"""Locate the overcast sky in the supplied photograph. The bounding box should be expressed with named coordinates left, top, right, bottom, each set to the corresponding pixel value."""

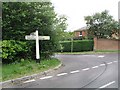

left=51, top=0, right=120, bottom=32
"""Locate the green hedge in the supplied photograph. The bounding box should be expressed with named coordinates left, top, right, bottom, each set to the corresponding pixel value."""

left=60, top=40, right=94, bottom=52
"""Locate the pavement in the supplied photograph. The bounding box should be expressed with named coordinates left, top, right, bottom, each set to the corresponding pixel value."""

left=1, top=53, right=119, bottom=89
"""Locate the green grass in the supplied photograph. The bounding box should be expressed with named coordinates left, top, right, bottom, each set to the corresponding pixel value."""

left=0, top=40, right=2, bottom=58
left=95, top=50, right=120, bottom=52
left=0, top=63, right=2, bottom=82
left=2, top=58, right=61, bottom=81
left=56, top=50, right=120, bottom=55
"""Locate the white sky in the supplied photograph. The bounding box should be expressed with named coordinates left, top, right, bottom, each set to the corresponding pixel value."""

left=51, top=0, right=120, bottom=32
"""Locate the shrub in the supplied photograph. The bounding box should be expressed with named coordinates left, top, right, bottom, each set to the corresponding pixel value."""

left=2, top=40, right=28, bottom=64
left=60, top=40, right=94, bottom=52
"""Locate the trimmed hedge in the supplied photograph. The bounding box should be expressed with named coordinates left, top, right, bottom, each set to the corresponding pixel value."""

left=60, top=40, right=94, bottom=52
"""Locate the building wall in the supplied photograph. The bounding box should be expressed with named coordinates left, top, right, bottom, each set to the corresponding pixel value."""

left=74, top=31, right=80, bottom=37
left=94, top=37, right=120, bottom=50
left=82, top=31, right=87, bottom=37
left=74, top=30, right=87, bottom=37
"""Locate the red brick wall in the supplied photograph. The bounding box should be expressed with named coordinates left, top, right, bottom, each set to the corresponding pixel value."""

left=94, top=37, right=120, bottom=50
left=82, top=31, right=87, bottom=37
left=74, top=31, right=87, bottom=37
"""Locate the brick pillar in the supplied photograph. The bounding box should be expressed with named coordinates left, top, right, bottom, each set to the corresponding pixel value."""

left=94, top=37, right=97, bottom=51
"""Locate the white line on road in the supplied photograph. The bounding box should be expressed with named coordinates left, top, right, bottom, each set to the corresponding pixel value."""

left=98, top=55, right=105, bottom=58
left=113, top=61, right=118, bottom=63
left=82, top=55, right=96, bottom=57
left=70, top=70, right=80, bottom=74
left=99, top=81, right=115, bottom=88
left=23, top=79, right=35, bottom=83
left=92, top=66, right=99, bottom=69
left=99, top=64, right=105, bottom=66
left=57, top=73, right=68, bottom=76
left=40, top=76, right=53, bottom=80
left=107, top=62, right=113, bottom=65
left=82, top=68, right=90, bottom=71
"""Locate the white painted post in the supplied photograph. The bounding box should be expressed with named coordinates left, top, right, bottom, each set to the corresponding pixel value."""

left=36, top=30, right=40, bottom=59
left=25, top=31, right=50, bottom=63
left=118, top=1, right=120, bottom=23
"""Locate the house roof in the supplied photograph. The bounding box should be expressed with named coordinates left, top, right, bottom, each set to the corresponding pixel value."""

left=74, top=26, right=89, bottom=32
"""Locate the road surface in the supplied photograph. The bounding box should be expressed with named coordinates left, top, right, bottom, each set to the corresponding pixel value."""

left=6, top=53, right=119, bottom=89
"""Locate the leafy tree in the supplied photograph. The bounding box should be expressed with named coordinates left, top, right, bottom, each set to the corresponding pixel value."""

left=54, top=15, right=68, bottom=41
left=2, top=2, right=57, bottom=40
left=53, top=15, right=74, bottom=41
left=62, top=31, right=74, bottom=40
left=2, top=2, right=67, bottom=63
left=84, top=10, right=120, bottom=38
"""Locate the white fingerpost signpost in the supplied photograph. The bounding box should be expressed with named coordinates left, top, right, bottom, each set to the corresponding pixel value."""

left=25, top=30, right=50, bottom=63
left=118, top=1, right=120, bottom=23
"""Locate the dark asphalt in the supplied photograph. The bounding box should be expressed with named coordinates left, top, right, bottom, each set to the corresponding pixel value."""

left=6, top=53, right=119, bottom=89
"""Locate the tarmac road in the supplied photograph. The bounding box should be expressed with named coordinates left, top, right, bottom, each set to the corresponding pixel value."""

left=7, top=53, right=119, bottom=89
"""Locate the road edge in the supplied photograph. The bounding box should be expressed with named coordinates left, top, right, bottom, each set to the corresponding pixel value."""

left=1, top=61, right=62, bottom=88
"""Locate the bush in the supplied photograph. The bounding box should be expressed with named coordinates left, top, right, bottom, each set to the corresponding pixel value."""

left=2, top=40, right=28, bottom=64
left=60, top=40, right=94, bottom=52
left=41, top=51, right=53, bottom=59
left=2, top=40, right=55, bottom=64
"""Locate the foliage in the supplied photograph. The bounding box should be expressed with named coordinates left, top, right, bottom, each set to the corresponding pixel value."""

left=0, top=41, right=2, bottom=57
left=63, top=31, right=74, bottom=40
left=2, top=2, right=68, bottom=63
left=2, top=2, right=55, bottom=40
left=54, top=15, right=69, bottom=41
left=2, top=40, right=28, bottom=64
left=84, top=10, right=120, bottom=38
left=59, top=40, right=94, bottom=52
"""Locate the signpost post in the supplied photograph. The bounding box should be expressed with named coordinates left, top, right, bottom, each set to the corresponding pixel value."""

left=118, top=1, right=120, bottom=23
left=25, top=30, right=50, bottom=63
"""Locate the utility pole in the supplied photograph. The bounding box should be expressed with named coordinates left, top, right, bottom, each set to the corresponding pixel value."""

left=71, top=38, right=73, bottom=52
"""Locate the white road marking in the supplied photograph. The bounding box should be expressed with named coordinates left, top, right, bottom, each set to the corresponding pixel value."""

left=57, top=73, right=68, bottom=76
left=70, top=70, right=80, bottom=74
left=92, top=66, right=99, bottom=69
left=82, top=68, right=90, bottom=71
left=113, top=61, right=118, bottom=63
left=107, top=62, right=113, bottom=65
left=99, top=81, right=115, bottom=88
left=82, top=55, right=96, bottom=57
left=40, top=76, right=53, bottom=80
left=23, top=79, right=35, bottom=83
left=98, top=55, right=105, bottom=58
left=99, top=64, right=105, bottom=66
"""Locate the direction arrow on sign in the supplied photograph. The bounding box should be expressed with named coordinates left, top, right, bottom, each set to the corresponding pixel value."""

left=25, top=35, right=50, bottom=40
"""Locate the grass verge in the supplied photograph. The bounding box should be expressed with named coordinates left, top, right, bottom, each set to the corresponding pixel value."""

left=2, top=58, right=61, bottom=82
left=56, top=50, right=120, bottom=55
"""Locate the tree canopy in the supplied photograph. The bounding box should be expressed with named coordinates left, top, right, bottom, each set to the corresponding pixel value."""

left=2, top=2, right=56, bottom=40
left=2, top=2, right=68, bottom=63
left=84, top=10, right=120, bottom=39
